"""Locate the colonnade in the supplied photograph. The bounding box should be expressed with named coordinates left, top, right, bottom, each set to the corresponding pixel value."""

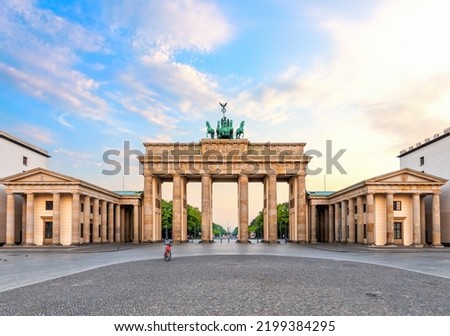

left=143, top=172, right=307, bottom=244
left=310, top=192, right=442, bottom=247
left=4, top=191, right=140, bottom=246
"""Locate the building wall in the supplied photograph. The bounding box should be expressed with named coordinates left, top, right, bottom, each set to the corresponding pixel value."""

left=0, top=137, right=49, bottom=178
left=34, top=194, right=51, bottom=246
left=400, top=132, right=450, bottom=243
left=393, top=194, right=413, bottom=246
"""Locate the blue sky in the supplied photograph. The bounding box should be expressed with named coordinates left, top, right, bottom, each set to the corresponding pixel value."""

left=1, top=0, right=450, bottom=225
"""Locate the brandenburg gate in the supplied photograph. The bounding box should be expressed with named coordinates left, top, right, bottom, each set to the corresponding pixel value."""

left=139, top=104, right=311, bottom=243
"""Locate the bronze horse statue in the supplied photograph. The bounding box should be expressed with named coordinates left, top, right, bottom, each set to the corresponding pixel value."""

left=235, top=121, right=245, bottom=139
left=206, top=121, right=215, bottom=139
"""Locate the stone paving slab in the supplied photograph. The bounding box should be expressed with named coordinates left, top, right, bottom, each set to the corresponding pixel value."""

left=0, top=255, right=449, bottom=316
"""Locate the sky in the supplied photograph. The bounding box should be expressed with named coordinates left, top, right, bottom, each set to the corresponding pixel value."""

left=1, top=0, right=450, bottom=227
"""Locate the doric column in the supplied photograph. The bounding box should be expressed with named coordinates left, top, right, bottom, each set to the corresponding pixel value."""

left=83, top=195, right=91, bottom=244
left=201, top=174, right=212, bottom=243
left=100, top=200, right=107, bottom=243
left=238, top=174, right=249, bottom=243
left=120, top=207, right=126, bottom=242
left=133, top=204, right=139, bottom=243
left=172, top=175, right=180, bottom=242
left=356, top=196, right=364, bottom=243
left=432, top=193, right=442, bottom=247
left=5, top=193, right=15, bottom=246
left=296, top=173, right=307, bottom=243
left=108, top=202, right=114, bottom=243
left=115, top=204, right=121, bottom=242
left=412, top=193, right=422, bottom=247
left=334, top=203, right=340, bottom=242
left=71, top=193, right=80, bottom=245
left=328, top=204, right=335, bottom=243
left=92, top=198, right=100, bottom=243
left=420, top=197, right=426, bottom=245
left=348, top=198, right=355, bottom=243
left=310, top=204, right=317, bottom=243
left=385, top=193, right=394, bottom=245
left=25, top=193, right=35, bottom=246
left=143, top=174, right=154, bottom=242
left=264, top=174, right=277, bottom=243
left=366, top=193, right=375, bottom=245
left=52, top=193, right=61, bottom=245
left=172, top=174, right=183, bottom=243
left=324, top=206, right=329, bottom=243
left=341, top=200, right=347, bottom=243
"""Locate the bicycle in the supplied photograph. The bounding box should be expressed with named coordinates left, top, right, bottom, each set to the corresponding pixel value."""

left=163, top=243, right=172, bottom=261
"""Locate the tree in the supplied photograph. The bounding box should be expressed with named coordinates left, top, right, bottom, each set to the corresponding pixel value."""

left=187, top=204, right=201, bottom=238
left=277, top=202, right=289, bottom=238
left=249, top=210, right=263, bottom=238
left=161, top=200, right=173, bottom=239
left=248, top=202, right=290, bottom=238
left=213, top=223, right=227, bottom=236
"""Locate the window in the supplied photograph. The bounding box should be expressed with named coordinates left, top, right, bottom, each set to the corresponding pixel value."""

left=44, top=221, right=53, bottom=239
left=81, top=203, right=84, bottom=212
left=420, top=156, right=425, bottom=166
left=45, top=201, right=53, bottom=210
left=394, top=222, right=402, bottom=239
left=23, top=156, right=28, bottom=166
left=393, top=201, right=402, bottom=211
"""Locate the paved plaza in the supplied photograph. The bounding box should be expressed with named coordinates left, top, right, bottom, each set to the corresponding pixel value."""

left=0, top=242, right=449, bottom=315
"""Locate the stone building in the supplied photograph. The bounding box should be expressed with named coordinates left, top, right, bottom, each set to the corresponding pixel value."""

left=309, top=169, right=447, bottom=247
left=399, top=128, right=450, bottom=244
left=0, top=130, right=448, bottom=247
left=0, top=130, right=50, bottom=244
left=0, top=168, right=141, bottom=246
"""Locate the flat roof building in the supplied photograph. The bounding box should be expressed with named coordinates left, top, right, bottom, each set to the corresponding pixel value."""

left=399, top=128, right=450, bottom=244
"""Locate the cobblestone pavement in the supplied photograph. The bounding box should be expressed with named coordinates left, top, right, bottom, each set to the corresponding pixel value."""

left=0, top=243, right=449, bottom=315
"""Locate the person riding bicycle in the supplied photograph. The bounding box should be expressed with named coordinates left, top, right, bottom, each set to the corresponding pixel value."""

left=164, top=243, right=172, bottom=255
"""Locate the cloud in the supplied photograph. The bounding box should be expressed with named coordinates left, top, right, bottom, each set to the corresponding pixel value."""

left=15, top=124, right=54, bottom=145
left=105, top=0, right=234, bottom=119
left=231, top=0, right=450, bottom=145
left=0, top=0, right=108, bottom=120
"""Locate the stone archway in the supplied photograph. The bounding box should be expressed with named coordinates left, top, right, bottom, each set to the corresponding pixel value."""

left=139, top=139, right=311, bottom=244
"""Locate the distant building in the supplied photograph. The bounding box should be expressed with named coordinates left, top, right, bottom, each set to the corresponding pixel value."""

left=0, top=130, right=50, bottom=178
left=399, top=127, right=450, bottom=245
left=0, top=131, right=50, bottom=244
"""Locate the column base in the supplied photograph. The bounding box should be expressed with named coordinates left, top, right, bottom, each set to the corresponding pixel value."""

left=3, top=243, right=16, bottom=247
left=432, top=244, right=444, bottom=248
left=413, top=243, right=424, bottom=248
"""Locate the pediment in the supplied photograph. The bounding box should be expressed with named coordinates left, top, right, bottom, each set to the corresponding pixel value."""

left=1, top=168, right=79, bottom=184
left=367, top=168, right=447, bottom=185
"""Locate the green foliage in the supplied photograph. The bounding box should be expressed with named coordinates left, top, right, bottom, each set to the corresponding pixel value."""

left=161, top=199, right=172, bottom=230
left=213, top=223, right=227, bottom=236
left=248, top=202, right=290, bottom=237
left=187, top=204, right=201, bottom=237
